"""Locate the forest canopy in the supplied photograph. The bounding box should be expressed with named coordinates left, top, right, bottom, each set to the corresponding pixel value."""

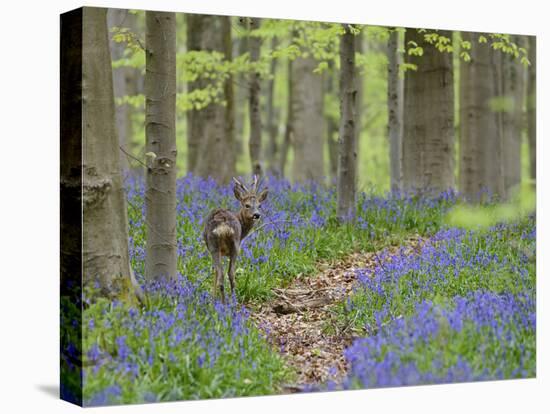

left=107, top=10, right=534, bottom=194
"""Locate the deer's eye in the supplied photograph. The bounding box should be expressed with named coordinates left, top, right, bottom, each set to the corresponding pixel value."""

left=245, top=203, right=251, bottom=209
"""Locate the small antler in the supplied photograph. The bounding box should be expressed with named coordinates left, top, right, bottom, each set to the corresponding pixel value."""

left=251, top=175, right=259, bottom=193
left=251, top=175, right=265, bottom=194
left=232, top=177, right=249, bottom=193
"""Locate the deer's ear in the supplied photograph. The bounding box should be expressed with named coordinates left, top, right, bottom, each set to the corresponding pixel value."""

left=258, top=189, right=268, bottom=203
left=233, top=183, right=245, bottom=201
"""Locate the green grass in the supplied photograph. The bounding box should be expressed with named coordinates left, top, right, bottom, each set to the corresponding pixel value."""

left=345, top=216, right=535, bottom=332
left=82, top=285, right=292, bottom=405
left=77, top=176, right=534, bottom=404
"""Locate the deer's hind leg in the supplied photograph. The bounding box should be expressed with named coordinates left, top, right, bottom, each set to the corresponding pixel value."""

left=211, top=247, right=225, bottom=303
left=228, top=241, right=240, bottom=299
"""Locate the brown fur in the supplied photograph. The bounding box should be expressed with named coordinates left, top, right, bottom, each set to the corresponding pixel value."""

left=203, top=177, right=268, bottom=302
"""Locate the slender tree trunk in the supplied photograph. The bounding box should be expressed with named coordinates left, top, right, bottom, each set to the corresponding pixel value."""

left=291, top=56, right=325, bottom=183
left=248, top=17, right=263, bottom=176
left=527, top=36, right=536, bottom=182
left=265, top=37, right=280, bottom=176
left=106, top=9, right=139, bottom=173
left=279, top=58, right=293, bottom=177
left=123, top=65, right=139, bottom=173
left=186, top=14, right=206, bottom=174
left=187, top=15, right=234, bottom=182
left=107, top=8, right=130, bottom=172
left=123, top=12, right=141, bottom=171
left=222, top=16, right=236, bottom=180
left=403, top=29, right=455, bottom=193
left=326, top=62, right=339, bottom=181
left=387, top=28, right=403, bottom=191
left=501, top=35, right=527, bottom=197
left=493, top=48, right=506, bottom=197
left=337, top=25, right=357, bottom=221
left=489, top=46, right=506, bottom=199
left=459, top=31, right=504, bottom=200
left=234, top=18, right=249, bottom=158
left=78, top=7, right=141, bottom=297
left=145, top=11, right=177, bottom=281
left=355, top=33, right=363, bottom=170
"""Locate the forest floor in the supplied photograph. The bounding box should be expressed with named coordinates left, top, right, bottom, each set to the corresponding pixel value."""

left=248, top=235, right=425, bottom=391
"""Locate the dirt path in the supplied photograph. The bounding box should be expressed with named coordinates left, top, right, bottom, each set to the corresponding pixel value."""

left=249, top=235, right=424, bottom=390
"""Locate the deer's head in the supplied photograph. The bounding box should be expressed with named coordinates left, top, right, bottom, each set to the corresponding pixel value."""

left=233, top=176, right=268, bottom=222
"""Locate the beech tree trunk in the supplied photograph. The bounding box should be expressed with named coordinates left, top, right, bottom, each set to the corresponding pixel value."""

left=222, top=17, right=236, bottom=180
left=186, top=15, right=234, bottom=182
left=326, top=62, right=339, bottom=181
left=527, top=36, right=536, bottom=182
left=387, top=28, right=403, bottom=191
left=234, top=18, right=249, bottom=158
left=107, top=9, right=129, bottom=172
left=291, top=56, right=325, bottom=183
left=107, top=8, right=140, bottom=173
left=279, top=59, right=293, bottom=177
left=459, top=31, right=504, bottom=200
left=145, top=11, right=177, bottom=281
left=337, top=25, right=357, bottom=221
left=79, top=7, right=140, bottom=297
left=186, top=14, right=206, bottom=174
left=403, top=29, right=455, bottom=193
left=248, top=17, right=263, bottom=176
left=355, top=33, right=363, bottom=170
left=501, top=35, right=527, bottom=198
left=265, top=37, right=280, bottom=176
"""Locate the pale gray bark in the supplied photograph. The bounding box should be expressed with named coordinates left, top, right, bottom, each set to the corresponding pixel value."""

left=248, top=17, right=263, bottom=176
left=185, top=14, right=206, bottom=173
left=403, top=29, right=455, bottom=193
left=187, top=15, right=235, bottom=182
left=279, top=59, right=293, bottom=178
left=222, top=16, right=236, bottom=181
left=501, top=35, right=527, bottom=197
left=106, top=8, right=140, bottom=173
left=337, top=25, right=357, bottom=221
left=80, top=7, right=141, bottom=298
left=264, top=37, right=280, bottom=176
left=387, top=28, right=403, bottom=191
left=459, top=31, right=504, bottom=200
left=145, top=11, right=177, bottom=281
left=493, top=48, right=505, bottom=190
left=355, top=33, right=363, bottom=170
left=107, top=9, right=129, bottom=172
left=233, top=18, right=249, bottom=158
left=291, top=56, right=325, bottom=183
left=527, top=36, right=536, bottom=182
left=326, top=62, right=339, bottom=181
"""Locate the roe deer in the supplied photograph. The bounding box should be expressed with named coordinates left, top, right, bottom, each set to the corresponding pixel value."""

left=203, top=176, right=268, bottom=302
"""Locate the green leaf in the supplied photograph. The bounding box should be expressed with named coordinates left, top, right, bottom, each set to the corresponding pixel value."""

left=460, top=51, right=471, bottom=62
left=399, top=62, right=418, bottom=72
left=313, top=61, right=329, bottom=74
